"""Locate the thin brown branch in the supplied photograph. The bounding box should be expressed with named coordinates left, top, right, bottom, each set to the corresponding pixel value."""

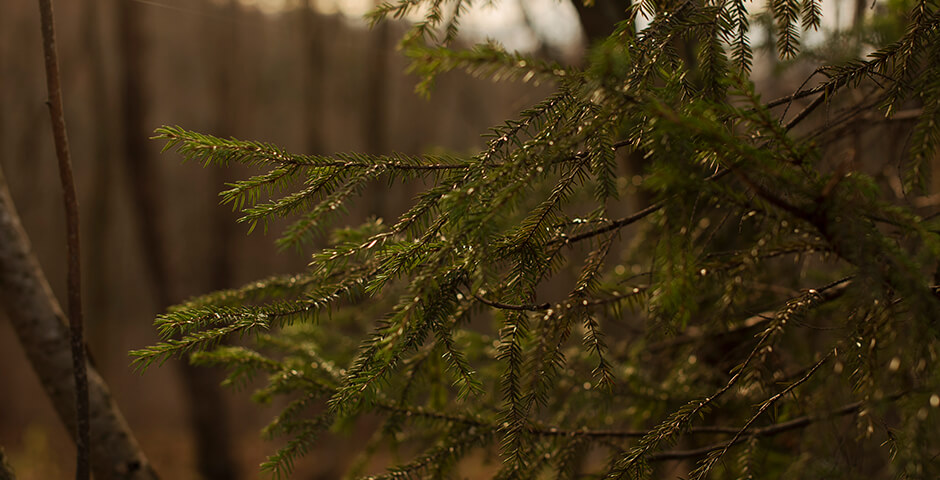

left=474, top=293, right=550, bottom=311
left=36, top=1, right=89, bottom=478
left=648, top=397, right=870, bottom=461
left=784, top=91, right=827, bottom=131
left=554, top=201, right=663, bottom=245
left=375, top=400, right=489, bottom=427
left=714, top=147, right=811, bottom=220
left=552, top=169, right=730, bottom=246
left=648, top=277, right=851, bottom=354
left=582, top=286, right=648, bottom=307
left=763, top=83, right=830, bottom=110
left=371, top=381, right=888, bottom=449
left=528, top=397, right=864, bottom=442
left=690, top=351, right=833, bottom=477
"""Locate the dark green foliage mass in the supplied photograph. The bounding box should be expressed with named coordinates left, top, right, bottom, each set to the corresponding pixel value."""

left=133, top=1, right=940, bottom=478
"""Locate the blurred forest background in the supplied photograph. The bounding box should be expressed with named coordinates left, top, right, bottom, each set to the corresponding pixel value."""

left=0, top=0, right=911, bottom=478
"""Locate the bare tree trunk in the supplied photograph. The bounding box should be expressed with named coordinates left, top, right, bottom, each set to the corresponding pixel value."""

left=82, top=0, right=116, bottom=365
left=116, top=2, right=237, bottom=478
left=363, top=19, right=391, bottom=217
left=571, top=0, right=631, bottom=45
left=117, top=0, right=169, bottom=301
left=199, top=2, right=241, bottom=477
left=208, top=0, right=240, bottom=292
left=363, top=21, right=390, bottom=156
left=0, top=166, right=158, bottom=480
left=302, top=0, right=326, bottom=154
left=854, top=0, right=867, bottom=28
left=571, top=0, right=641, bottom=206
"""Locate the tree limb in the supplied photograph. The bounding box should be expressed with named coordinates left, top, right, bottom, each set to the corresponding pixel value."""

left=0, top=166, right=159, bottom=480
left=647, top=395, right=891, bottom=462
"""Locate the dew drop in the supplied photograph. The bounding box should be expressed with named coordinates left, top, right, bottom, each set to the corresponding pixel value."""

left=889, top=357, right=900, bottom=371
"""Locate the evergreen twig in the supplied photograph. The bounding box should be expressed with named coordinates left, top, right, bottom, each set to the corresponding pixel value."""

left=137, top=2, right=940, bottom=477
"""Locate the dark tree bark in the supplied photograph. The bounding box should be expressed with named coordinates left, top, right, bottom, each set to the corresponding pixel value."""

left=116, top=2, right=237, bottom=478
left=208, top=0, right=240, bottom=293
left=363, top=21, right=390, bottom=156
left=854, top=0, right=867, bottom=27
left=301, top=0, right=326, bottom=155
left=117, top=0, right=170, bottom=300
left=571, top=0, right=631, bottom=45
left=0, top=166, right=158, bottom=480
left=199, top=2, right=241, bottom=477
left=571, top=0, right=643, bottom=206
left=363, top=18, right=391, bottom=218
left=82, top=0, right=117, bottom=365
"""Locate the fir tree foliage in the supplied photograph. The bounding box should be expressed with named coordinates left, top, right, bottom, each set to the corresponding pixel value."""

left=134, top=0, right=940, bottom=478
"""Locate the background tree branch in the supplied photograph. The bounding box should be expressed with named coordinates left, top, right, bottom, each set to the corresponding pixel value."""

left=0, top=165, right=159, bottom=480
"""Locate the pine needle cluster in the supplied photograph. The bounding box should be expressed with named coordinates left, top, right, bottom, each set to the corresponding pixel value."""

left=133, top=1, right=940, bottom=478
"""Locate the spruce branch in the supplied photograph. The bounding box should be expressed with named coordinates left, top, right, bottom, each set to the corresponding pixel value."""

left=155, top=126, right=472, bottom=172
left=135, top=1, right=940, bottom=476
left=689, top=350, right=833, bottom=478
left=606, top=284, right=839, bottom=478
left=648, top=396, right=899, bottom=462
left=405, top=40, right=572, bottom=95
